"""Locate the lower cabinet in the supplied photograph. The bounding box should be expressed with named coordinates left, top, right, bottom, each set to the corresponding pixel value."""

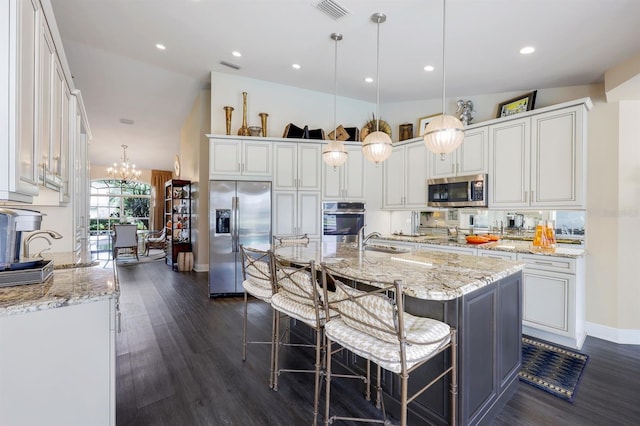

left=273, top=191, right=321, bottom=239
left=518, top=253, right=585, bottom=349
left=0, top=297, right=117, bottom=426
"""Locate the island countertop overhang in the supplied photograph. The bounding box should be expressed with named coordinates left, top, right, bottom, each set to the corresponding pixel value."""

left=272, top=242, right=524, bottom=301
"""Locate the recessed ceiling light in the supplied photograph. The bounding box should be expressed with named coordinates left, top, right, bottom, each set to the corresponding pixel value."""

left=424, top=65, right=434, bottom=72
left=155, top=44, right=166, bottom=50
left=519, top=46, right=535, bottom=55
left=292, top=63, right=301, bottom=70
left=232, top=51, right=242, bottom=57
left=364, top=77, right=374, bottom=83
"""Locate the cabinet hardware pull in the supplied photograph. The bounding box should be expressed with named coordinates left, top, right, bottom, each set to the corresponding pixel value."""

left=533, top=261, right=553, bottom=266
left=531, top=190, right=534, bottom=203
left=524, top=191, right=527, bottom=202
left=117, top=311, right=122, bottom=333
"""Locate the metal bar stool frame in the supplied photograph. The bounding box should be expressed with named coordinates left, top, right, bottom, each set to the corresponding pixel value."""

left=320, top=263, right=458, bottom=426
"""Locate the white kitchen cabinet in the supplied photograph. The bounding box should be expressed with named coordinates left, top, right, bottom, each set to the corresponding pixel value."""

left=273, top=142, right=321, bottom=191
left=1, top=0, right=41, bottom=202
left=489, top=101, right=589, bottom=209
left=72, top=91, right=91, bottom=258
left=322, top=144, right=365, bottom=200
left=38, top=17, right=54, bottom=183
left=428, top=126, right=488, bottom=178
left=209, top=138, right=272, bottom=178
left=382, top=141, right=428, bottom=209
left=518, top=253, right=585, bottom=349
left=477, top=249, right=517, bottom=261
left=273, top=190, right=321, bottom=239
left=0, top=298, right=117, bottom=426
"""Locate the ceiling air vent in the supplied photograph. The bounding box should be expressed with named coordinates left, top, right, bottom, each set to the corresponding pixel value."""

left=220, top=61, right=241, bottom=70
left=314, top=0, right=350, bottom=20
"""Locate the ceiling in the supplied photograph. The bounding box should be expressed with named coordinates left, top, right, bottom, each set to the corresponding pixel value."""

left=49, top=0, right=640, bottom=172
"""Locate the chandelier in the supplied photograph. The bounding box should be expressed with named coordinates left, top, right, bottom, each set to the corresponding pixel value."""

left=107, top=145, right=142, bottom=182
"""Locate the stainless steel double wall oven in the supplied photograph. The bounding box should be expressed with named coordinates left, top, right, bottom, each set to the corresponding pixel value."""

left=322, top=202, right=365, bottom=243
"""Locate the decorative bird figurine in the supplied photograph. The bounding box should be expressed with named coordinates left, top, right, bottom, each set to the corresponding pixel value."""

left=456, top=99, right=475, bottom=125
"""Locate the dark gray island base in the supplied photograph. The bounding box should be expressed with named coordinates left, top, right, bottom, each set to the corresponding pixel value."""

left=273, top=243, right=523, bottom=425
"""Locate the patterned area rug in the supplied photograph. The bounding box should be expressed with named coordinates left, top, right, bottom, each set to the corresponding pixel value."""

left=519, top=336, right=589, bottom=402
left=115, top=251, right=165, bottom=266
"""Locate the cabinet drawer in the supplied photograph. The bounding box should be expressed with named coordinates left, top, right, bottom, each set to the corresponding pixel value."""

left=518, top=253, right=575, bottom=274
left=478, top=250, right=517, bottom=261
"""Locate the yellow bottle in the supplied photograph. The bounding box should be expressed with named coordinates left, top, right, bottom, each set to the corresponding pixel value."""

left=532, top=222, right=548, bottom=250
left=545, top=221, right=557, bottom=252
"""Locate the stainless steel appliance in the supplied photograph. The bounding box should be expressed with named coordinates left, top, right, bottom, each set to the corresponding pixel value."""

left=209, top=180, right=271, bottom=297
left=322, top=202, right=365, bottom=243
left=427, top=174, right=488, bottom=208
left=0, top=208, right=43, bottom=269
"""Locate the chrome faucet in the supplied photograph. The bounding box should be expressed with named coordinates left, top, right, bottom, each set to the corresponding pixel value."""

left=357, top=226, right=381, bottom=251
left=23, top=230, right=63, bottom=259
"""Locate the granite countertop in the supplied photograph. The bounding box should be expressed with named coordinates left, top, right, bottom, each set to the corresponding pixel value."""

left=44, top=252, right=99, bottom=269
left=272, top=242, right=524, bottom=301
left=0, top=263, right=119, bottom=317
left=377, top=235, right=585, bottom=258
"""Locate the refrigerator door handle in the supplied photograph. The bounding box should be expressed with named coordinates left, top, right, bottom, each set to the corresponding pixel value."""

left=232, top=196, right=238, bottom=252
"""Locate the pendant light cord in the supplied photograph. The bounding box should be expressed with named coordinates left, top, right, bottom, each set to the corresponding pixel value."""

left=441, top=0, right=447, bottom=115
left=334, top=35, right=338, bottom=137
left=375, top=16, right=381, bottom=132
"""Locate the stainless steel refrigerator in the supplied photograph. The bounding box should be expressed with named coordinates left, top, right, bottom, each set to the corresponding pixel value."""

left=209, top=180, right=271, bottom=297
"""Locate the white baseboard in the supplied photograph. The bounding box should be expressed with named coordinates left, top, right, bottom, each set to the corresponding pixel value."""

left=585, top=322, right=640, bottom=345
left=193, top=263, right=208, bottom=273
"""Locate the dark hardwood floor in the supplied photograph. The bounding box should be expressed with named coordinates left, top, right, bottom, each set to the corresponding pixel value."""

left=115, top=261, right=640, bottom=425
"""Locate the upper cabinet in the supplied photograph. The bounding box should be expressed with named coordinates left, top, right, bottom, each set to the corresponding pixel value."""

left=322, top=144, right=366, bottom=201
left=383, top=141, right=429, bottom=209
left=2, top=0, right=78, bottom=203
left=428, top=127, right=488, bottom=178
left=1, top=0, right=41, bottom=202
left=273, top=142, right=321, bottom=191
left=209, top=138, right=272, bottom=178
left=489, top=100, right=590, bottom=209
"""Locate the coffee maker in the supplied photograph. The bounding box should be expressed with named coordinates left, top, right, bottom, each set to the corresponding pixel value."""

left=0, top=208, right=43, bottom=270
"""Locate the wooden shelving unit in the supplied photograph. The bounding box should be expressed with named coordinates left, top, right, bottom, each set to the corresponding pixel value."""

left=164, top=179, right=192, bottom=270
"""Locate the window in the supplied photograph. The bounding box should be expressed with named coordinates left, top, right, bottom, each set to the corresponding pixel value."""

left=89, top=180, right=151, bottom=258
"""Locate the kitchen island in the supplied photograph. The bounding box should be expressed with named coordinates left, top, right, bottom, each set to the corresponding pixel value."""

left=0, top=260, right=118, bottom=426
left=272, top=242, right=524, bottom=426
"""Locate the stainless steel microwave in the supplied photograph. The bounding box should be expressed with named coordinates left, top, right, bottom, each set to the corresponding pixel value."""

left=427, top=174, right=488, bottom=208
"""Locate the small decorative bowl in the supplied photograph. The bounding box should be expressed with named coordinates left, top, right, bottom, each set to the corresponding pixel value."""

left=248, top=126, right=262, bottom=137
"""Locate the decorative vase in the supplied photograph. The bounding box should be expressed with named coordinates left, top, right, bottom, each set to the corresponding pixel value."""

left=258, top=112, right=269, bottom=137
left=237, top=92, right=250, bottom=136
left=248, top=126, right=262, bottom=137
left=223, top=106, right=234, bottom=135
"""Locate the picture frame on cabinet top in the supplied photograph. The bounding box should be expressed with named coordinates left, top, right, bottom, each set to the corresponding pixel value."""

left=417, top=113, right=442, bottom=137
left=496, top=90, right=537, bottom=118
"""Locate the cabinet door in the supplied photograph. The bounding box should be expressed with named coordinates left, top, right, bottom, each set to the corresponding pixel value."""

left=273, top=143, right=296, bottom=190
left=51, top=57, right=64, bottom=178
left=59, top=80, right=71, bottom=202
left=382, top=146, right=405, bottom=208
left=210, top=139, right=241, bottom=175
left=297, top=191, right=321, bottom=239
left=530, top=106, right=584, bottom=207
left=488, top=118, right=530, bottom=208
left=273, top=191, right=297, bottom=236
left=38, top=20, right=55, bottom=179
left=343, top=145, right=365, bottom=200
left=404, top=143, right=429, bottom=208
left=428, top=150, right=456, bottom=178
left=242, top=140, right=271, bottom=176
left=16, top=0, right=40, bottom=193
left=297, top=143, right=321, bottom=191
left=322, top=162, right=343, bottom=200
left=522, top=269, right=574, bottom=336
left=458, top=127, right=488, bottom=175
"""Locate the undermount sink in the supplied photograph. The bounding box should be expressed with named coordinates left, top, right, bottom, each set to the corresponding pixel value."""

left=364, top=244, right=411, bottom=254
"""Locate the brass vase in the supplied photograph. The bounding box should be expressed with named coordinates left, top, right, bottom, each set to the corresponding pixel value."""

left=223, top=106, right=234, bottom=135
left=237, top=92, right=250, bottom=136
left=258, top=112, right=269, bottom=137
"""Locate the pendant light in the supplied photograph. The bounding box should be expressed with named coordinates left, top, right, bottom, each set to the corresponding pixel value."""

left=424, top=0, right=464, bottom=160
left=362, top=13, right=392, bottom=165
left=323, top=33, right=348, bottom=170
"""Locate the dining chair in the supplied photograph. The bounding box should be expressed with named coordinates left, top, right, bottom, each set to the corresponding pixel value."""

left=112, top=224, right=139, bottom=261
left=239, top=245, right=277, bottom=388
left=143, top=228, right=166, bottom=256
left=320, top=263, right=458, bottom=426
left=270, top=254, right=339, bottom=426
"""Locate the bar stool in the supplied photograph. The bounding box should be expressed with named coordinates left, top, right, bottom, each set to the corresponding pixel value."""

left=320, top=263, right=458, bottom=426
left=239, top=245, right=277, bottom=388
left=270, top=254, right=338, bottom=426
